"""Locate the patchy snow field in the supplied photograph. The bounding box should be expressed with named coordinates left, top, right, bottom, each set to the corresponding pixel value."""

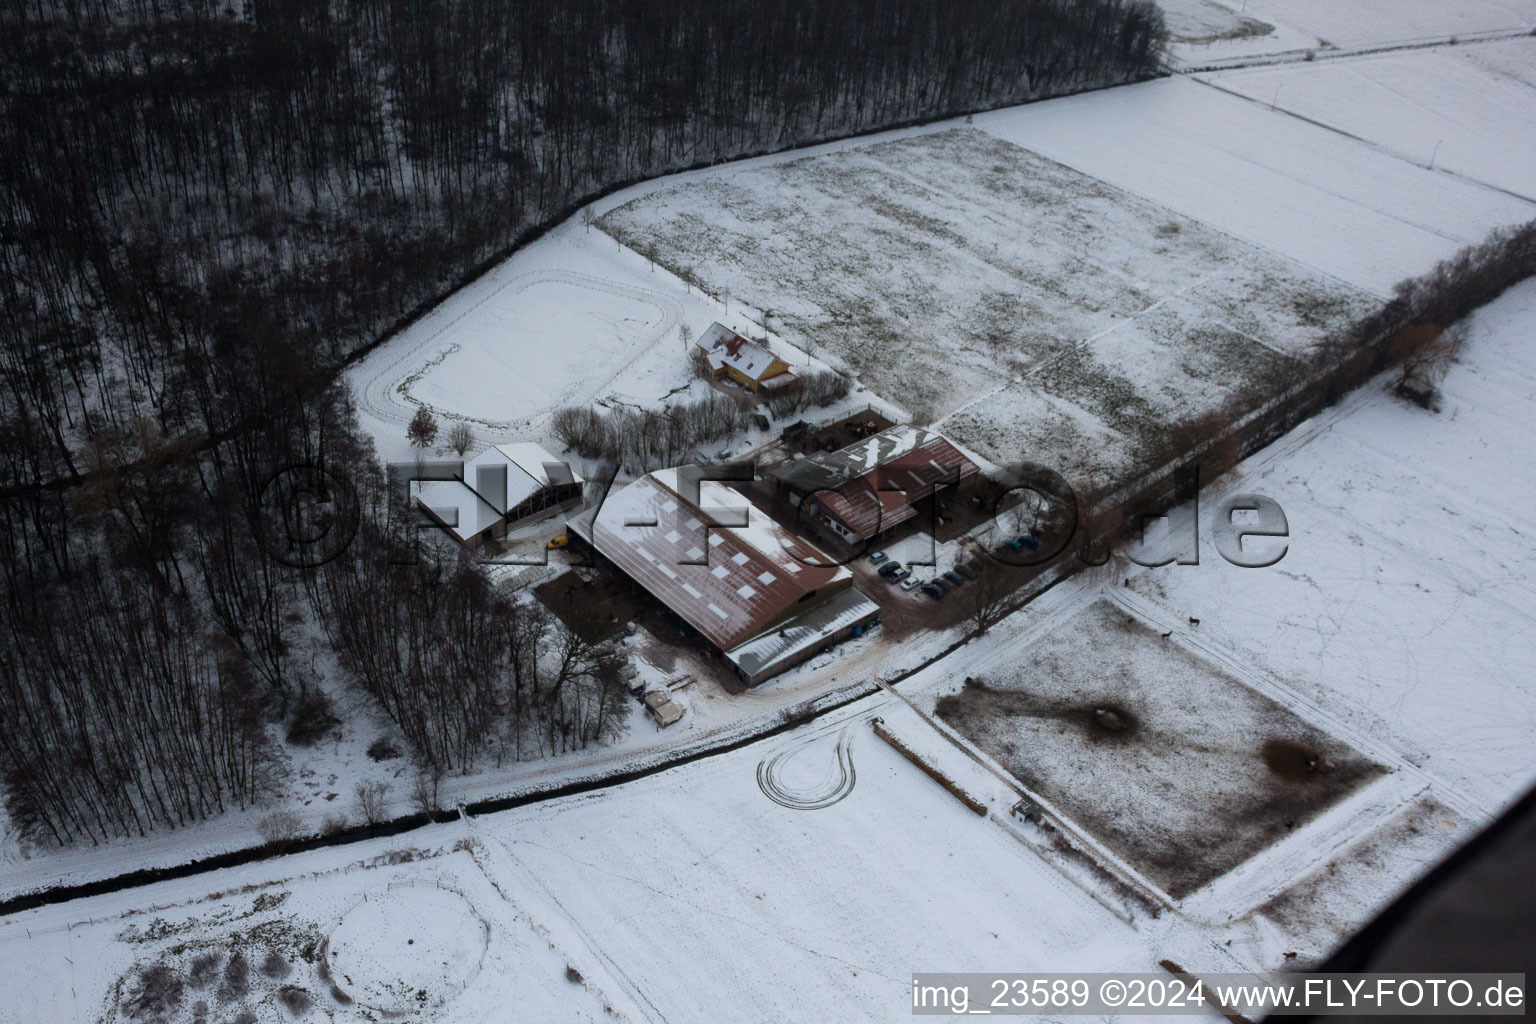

left=933, top=597, right=1387, bottom=900
left=1198, top=38, right=1536, bottom=200
left=600, top=126, right=1370, bottom=479
left=3, top=841, right=647, bottom=1024
left=972, top=76, right=1536, bottom=297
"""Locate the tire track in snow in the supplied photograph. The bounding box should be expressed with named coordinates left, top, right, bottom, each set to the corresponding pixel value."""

left=755, top=726, right=857, bottom=810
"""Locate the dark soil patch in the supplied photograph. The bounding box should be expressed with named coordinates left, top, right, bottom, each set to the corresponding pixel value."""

left=936, top=681, right=1140, bottom=745
left=932, top=601, right=1387, bottom=898
left=1262, top=738, right=1332, bottom=782
left=1089, top=703, right=1137, bottom=738
left=534, top=567, right=645, bottom=642
left=782, top=408, right=896, bottom=455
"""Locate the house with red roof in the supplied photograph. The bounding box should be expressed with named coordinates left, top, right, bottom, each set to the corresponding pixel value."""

left=695, top=322, right=796, bottom=392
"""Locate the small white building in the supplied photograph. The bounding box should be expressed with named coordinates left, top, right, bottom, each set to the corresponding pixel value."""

left=414, top=441, right=584, bottom=547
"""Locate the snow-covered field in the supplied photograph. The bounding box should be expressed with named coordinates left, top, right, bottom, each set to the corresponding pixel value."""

left=1120, top=280, right=1536, bottom=817
left=345, top=226, right=828, bottom=465
left=1158, top=0, right=1536, bottom=68
left=972, top=76, right=1536, bottom=297
left=599, top=125, right=1372, bottom=478
left=1198, top=38, right=1536, bottom=200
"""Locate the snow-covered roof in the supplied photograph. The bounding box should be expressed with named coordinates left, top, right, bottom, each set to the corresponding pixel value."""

left=697, top=323, right=790, bottom=383
left=725, top=586, right=879, bottom=680
left=772, top=426, right=980, bottom=538
left=415, top=440, right=581, bottom=542
left=414, top=479, right=503, bottom=542
left=569, top=467, right=851, bottom=651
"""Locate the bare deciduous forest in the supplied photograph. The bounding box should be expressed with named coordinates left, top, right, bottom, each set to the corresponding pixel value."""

left=0, top=0, right=1168, bottom=844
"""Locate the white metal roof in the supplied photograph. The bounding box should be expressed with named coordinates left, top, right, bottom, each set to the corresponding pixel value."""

left=725, top=586, right=880, bottom=680
left=415, top=440, right=581, bottom=542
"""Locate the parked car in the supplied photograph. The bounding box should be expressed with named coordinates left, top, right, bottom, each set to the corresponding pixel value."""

left=954, top=563, right=979, bottom=580
left=920, top=583, right=944, bottom=599
left=898, top=575, right=922, bottom=591
left=869, top=551, right=889, bottom=565
left=888, top=567, right=911, bottom=583
left=546, top=533, right=569, bottom=549
left=943, top=570, right=966, bottom=586
left=878, top=561, right=904, bottom=578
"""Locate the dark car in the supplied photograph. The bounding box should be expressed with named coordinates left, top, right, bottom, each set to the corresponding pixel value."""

left=920, top=583, right=944, bottom=599
left=954, top=563, right=979, bottom=580
left=943, top=570, right=966, bottom=586
left=877, top=561, right=903, bottom=578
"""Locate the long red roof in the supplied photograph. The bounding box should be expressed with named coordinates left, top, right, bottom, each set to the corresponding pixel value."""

left=581, top=469, right=850, bottom=651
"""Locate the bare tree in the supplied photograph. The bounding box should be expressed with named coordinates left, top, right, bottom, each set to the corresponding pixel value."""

left=967, top=560, right=1014, bottom=637
left=448, top=421, right=475, bottom=456
left=1394, top=322, right=1465, bottom=408
left=257, top=810, right=305, bottom=847
left=354, top=780, right=392, bottom=826
left=411, top=763, right=446, bottom=816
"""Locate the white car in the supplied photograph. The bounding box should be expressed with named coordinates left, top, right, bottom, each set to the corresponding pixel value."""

left=899, top=575, right=923, bottom=591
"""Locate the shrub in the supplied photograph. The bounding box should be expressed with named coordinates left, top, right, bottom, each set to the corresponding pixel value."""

left=286, top=691, right=340, bottom=746
left=354, top=780, right=392, bottom=825
left=366, top=737, right=402, bottom=761
left=188, top=953, right=222, bottom=990
left=261, top=952, right=292, bottom=980
left=220, top=953, right=251, bottom=1001
left=257, top=810, right=305, bottom=846
left=122, top=964, right=184, bottom=1020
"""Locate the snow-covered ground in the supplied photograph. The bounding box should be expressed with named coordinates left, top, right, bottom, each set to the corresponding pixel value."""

left=971, top=76, right=1535, bottom=297
left=1158, top=0, right=1536, bottom=69
left=348, top=38, right=1536, bottom=475
left=1120, top=280, right=1536, bottom=817
left=345, top=224, right=847, bottom=466
left=10, top=282, right=1536, bottom=1024
left=10, top=12, right=1536, bottom=1013
left=1197, top=37, right=1536, bottom=200
left=598, top=125, right=1374, bottom=478
left=0, top=563, right=984, bottom=905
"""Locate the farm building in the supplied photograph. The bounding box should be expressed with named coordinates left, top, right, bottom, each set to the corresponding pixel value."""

left=568, top=466, right=878, bottom=685
left=414, top=441, right=584, bottom=547
left=770, top=425, right=980, bottom=544
left=695, top=322, right=796, bottom=392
